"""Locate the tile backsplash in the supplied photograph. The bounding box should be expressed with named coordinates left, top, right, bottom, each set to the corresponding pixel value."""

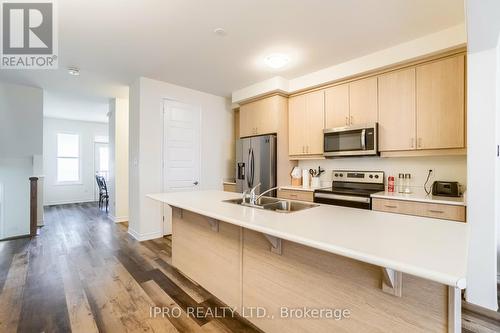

left=298, top=155, right=467, bottom=191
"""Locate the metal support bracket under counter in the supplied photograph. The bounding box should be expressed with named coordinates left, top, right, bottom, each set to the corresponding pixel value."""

left=263, top=233, right=282, bottom=255
left=207, top=218, right=219, bottom=232
left=382, top=268, right=403, bottom=297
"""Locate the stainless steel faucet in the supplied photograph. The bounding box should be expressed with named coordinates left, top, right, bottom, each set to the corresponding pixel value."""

left=255, top=186, right=281, bottom=202
left=249, top=183, right=261, bottom=204
left=242, top=189, right=250, bottom=203
left=243, top=184, right=281, bottom=205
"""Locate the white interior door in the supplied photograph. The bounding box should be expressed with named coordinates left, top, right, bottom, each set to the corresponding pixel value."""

left=162, top=99, right=201, bottom=234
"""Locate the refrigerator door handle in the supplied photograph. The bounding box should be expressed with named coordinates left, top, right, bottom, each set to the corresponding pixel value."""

left=250, top=148, right=255, bottom=186
left=247, top=148, right=252, bottom=187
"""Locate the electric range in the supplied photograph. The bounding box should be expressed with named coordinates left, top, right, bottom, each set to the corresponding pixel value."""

left=314, top=170, right=385, bottom=210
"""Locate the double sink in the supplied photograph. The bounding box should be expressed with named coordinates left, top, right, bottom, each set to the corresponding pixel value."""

left=223, top=196, right=318, bottom=213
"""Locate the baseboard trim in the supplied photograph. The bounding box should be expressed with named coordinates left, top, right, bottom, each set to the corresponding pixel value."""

left=128, top=228, right=162, bottom=242
left=108, top=215, right=128, bottom=223
left=1, top=233, right=31, bottom=241
left=44, top=199, right=97, bottom=206
left=462, top=300, right=500, bottom=321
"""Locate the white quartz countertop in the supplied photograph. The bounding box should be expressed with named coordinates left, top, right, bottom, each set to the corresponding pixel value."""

left=371, top=189, right=466, bottom=206
left=147, top=190, right=468, bottom=289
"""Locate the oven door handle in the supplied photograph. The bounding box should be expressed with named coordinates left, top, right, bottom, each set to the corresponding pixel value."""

left=314, top=193, right=371, bottom=203
left=361, top=129, right=366, bottom=150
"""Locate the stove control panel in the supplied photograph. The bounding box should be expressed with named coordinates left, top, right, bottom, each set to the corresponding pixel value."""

left=332, top=171, right=384, bottom=184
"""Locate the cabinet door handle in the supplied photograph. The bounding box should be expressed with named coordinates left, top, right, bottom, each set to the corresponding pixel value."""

left=345, top=116, right=349, bottom=126
left=384, top=205, right=398, bottom=209
left=290, top=194, right=298, bottom=198
left=410, top=138, right=415, bottom=148
left=350, top=115, right=353, bottom=125
left=417, top=138, right=422, bottom=148
left=428, top=209, right=444, bottom=214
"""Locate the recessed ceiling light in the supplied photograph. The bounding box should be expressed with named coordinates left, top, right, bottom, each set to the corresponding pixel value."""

left=264, top=53, right=290, bottom=69
left=67, top=67, right=80, bottom=76
left=214, top=28, right=227, bottom=36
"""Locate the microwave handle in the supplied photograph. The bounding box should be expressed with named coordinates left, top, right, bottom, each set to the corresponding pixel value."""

left=361, top=129, right=366, bottom=150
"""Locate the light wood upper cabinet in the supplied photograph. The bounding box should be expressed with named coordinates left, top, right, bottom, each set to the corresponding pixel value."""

left=349, top=77, right=378, bottom=126
left=378, top=68, right=416, bottom=151
left=416, top=55, right=465, bottom=150
left=305, top=90, right=325, bottom=154
left=288, top=94, right=307, bottom=155
left=288, top=90, right=324, bottom=156
left=239, top=103, right=254, bottom=137
left=325, top=84, right=349, bottom=128
left=325, top=78, right=377, bottom=129
left=239, top=95, right=283, bottom=137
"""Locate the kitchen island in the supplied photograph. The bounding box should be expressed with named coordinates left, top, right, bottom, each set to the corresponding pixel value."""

left=148, top=190, right=468, bottom=333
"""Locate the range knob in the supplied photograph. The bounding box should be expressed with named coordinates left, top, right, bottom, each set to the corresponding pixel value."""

left=369, top=175, right=373, bottom=179
left=334, top=173, right=338, bottom=177
left=375, top=175, right=379, bottom=179
left=339, top=173, right=343, bottom=177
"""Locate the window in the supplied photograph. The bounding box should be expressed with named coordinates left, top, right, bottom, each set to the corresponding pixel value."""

left=57, top=133, right=80, bottom=183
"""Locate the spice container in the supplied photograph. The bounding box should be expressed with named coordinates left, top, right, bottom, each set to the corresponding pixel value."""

left=388, top=176, right=395, bottom=192
left=398, top=173, right=405, bottom=193
left=404, top=173, right=412, bottom=194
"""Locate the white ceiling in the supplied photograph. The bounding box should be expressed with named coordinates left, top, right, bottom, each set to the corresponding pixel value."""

left=0, top=0, right=465, bottom=101
left=44, top=91, right=109, bottom=123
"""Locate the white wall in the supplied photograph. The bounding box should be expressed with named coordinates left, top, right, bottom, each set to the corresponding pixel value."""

left=0, top=158, right=33, bottom=238
left=465, top=0, right=500, bottom=311
left=129, top=77, right=233, bottom=241
left=0, top=82, right=43, bottom=239
left=299, top=156, right=467, bottom=191
left=108, top=98, right=129, bottom=222
left=0, top=82, right=43, bottom=157
left=43, top=118, right=108, bottom=205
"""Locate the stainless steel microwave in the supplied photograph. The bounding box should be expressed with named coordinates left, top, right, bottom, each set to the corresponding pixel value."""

left=323, top=123, right=378, bottom=157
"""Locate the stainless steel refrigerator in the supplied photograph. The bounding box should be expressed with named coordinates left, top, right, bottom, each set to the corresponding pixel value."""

left=235, top=134, right=277, bottom=196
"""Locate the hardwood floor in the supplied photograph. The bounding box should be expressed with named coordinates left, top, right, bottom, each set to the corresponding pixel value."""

left=0, top=202, right=498, bottom=333
left=0, top=203, right=262, bottom=333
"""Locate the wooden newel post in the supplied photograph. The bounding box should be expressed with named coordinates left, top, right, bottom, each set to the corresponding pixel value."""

left=29, top=177, right=38, bottom=237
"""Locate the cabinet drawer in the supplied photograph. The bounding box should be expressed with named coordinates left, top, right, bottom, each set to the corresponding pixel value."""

left=372, top=198, right=466, bottom=222
left=223, top=183, right=237, bottom=192
left=277, top=189, right=314, bottom=202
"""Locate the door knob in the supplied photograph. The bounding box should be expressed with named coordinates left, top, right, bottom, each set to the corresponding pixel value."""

left=193, top=181, right=199, bottom=185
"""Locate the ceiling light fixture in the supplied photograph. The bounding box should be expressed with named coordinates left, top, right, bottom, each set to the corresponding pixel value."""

left=213, top=28, right=227, bottom=36
left=67, top=67, right=80, bottom=76
left=264, top=53, right=290, bottom=69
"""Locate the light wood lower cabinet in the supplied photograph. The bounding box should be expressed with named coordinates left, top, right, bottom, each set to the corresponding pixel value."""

left=171, top=208, right=241, bottom=309
left=242, top=229, right=447, bottom=333
left=223, top=183, right=237, bottom=192
left=172, top=208, right=453, bottom=333
left=372, top=198, right=466, bottom=222
left=277, top=189, right=314, bottom=202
